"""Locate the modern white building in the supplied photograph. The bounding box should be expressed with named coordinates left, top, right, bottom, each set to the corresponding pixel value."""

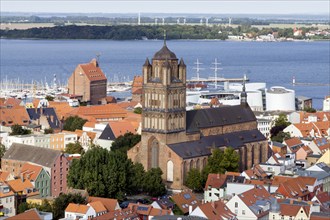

left=323, top=96, right=330, bottom=111
left=266, top=87, right=295, bottom=111
left=3, top=134, right=50, bottom=149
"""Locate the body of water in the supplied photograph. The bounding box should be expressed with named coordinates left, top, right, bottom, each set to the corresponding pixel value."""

left=0, top=39, right=329, bottom=109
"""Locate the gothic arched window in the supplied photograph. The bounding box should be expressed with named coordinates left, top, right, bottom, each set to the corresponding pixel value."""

left=151, top=139, right=159, bottom=168
left=167, top=160, right=174, bottom=182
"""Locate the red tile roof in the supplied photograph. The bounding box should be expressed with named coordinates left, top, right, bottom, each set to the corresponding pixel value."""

left=89, top=201, right=107, bottom=213
left=78, top=59, right=107, bottom=82
left=88, top=196, right=119, bottom=212
left=198, top=200, right=236, bottom=220
left=109, top=120, right=137, bottom=138
left=20, top=163, right=43, bottom=181
left=171, top=190, right=200, bottom=214
left=280, top=203, right=310, bottom=217
left=6, top=208, right=43, bottom=220
left=65, top=203, right=89, bottom=214
left=205, top=173, right=227, bottom=190
left=0, top=106, right=30, bottom=126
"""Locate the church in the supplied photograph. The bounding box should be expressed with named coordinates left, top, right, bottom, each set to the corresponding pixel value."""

left=127, top=39, right=269, bottom=190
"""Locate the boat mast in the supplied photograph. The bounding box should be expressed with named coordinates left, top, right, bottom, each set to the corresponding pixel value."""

left=193, top=59, right=204, bottom=81
left=211, top=58, right=222, bottom=89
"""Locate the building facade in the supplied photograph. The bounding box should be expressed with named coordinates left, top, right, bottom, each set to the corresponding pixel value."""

left=68, top=59, right=107, bottom=105
left=128, top=41, right=269, bottom=190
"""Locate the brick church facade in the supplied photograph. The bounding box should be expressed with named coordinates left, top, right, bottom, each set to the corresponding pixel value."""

left=127, top=40, right=269, bottom=190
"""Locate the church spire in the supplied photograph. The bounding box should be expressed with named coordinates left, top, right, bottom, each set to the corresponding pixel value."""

left=163, top=30, right=167, bottom=46
left=241, top=74, right=247, bottom=106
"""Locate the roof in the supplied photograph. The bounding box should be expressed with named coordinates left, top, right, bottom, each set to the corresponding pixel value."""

left=0, top=182, right=15, bottom=198
left=83, top=121, right=96, bottom=128
left=132, top=75, right=143, bottom=88
left=95, top=207, right=138, bottom=220
left=205, top=174, right=227, bottom=190
left=88, top=196, right=119, bottom=212
left=186, top=105, right=256, bottom=133
left=0, top=171, right=11, bottom=182
left=313, top=138, right=330, bottom=153
left=168, top=129, right=266, bottom=159
left=293, top=123, right=314, bottom=137
left=6, top=208, right=44, bottom=220
left=26, top=107, right=61, bottom=129
left=98, top=124, right=116, bottom=141
left=2, top=143, right=62, bottom=168
left=77, top=59, right=107, bottom=82
left=65, top=203, right=90, bottom=214
left=67, top=104, right=127, bottom=120
left=109, top=120, right=137, bottom=138
left=89, top=201, right=107, bottom=213
left=276, top=176, right=312, bottom=198
left=310, top=212, right=330, bottom=220
left=128, top=203, right=171, bottom=216
left=6, top=179, right=35, bottom=196
left=21, top=163, right=44, bottom=181
left=197, top=200, right=236, bottom=220
left=0, top=106, right=30, bottom=126
left=153, top=44, right=177, bottom=60
left=315, top=191, right=330, bottom=204
left=171, top=191, right=200, bottom=214
left=280, top=203, right=310, bottom=217
left=4, top=98, right=22, bottom=107
left=48, top=101, right=74, bottom=120
left=238, top=186, right=272, bottom=217
left=284, top=137, right=303, bottom=147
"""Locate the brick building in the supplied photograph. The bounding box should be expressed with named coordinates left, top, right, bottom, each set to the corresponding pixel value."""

left=68, top=59, right=107, bottom=105
left=128, top=40, right=269, bottom=190
left=2, top=143, right=70, bottom=197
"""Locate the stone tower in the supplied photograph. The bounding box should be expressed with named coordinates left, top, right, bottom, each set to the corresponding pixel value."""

left=140, top=35, right=187, bottom=169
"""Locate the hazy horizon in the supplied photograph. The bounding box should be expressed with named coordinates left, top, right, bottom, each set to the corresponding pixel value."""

left=1, top=1, right=329, bottom=15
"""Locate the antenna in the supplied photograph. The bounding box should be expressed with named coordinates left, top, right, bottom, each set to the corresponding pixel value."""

left=163, top=30, right=166, bottom=46
left=96, top=52, right=101, bottom=62
left=210, top=58, right=222, bottom=89
left=192, top=59, right=204, bottom=81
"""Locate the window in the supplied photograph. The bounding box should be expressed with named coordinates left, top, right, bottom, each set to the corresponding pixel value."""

left=235, top=210, right=238, bottom=214
left=273, top=215, right=275, bottom=219
left=235, top=202, right=238, bottom=208
left=242, top=210, right=245, bottom=215
left=209, top=192, right=212, bottom=197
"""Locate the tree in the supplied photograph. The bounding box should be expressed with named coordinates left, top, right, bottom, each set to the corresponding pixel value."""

left=111, top=132, right=141, bottom=152
left=52, top=193, right=86, bottom=220
left=304, top=107, right=316, bottom=113
left=45, top=95, right=54, bottom=102
left=67, top=148, right=136, bottom=199
left=63, top=116, right=87, bottom=131
left=185, top=168, right=203, bottom=192
left=271, top=131, right=291, bottom=142
left=271, top=113, right=291, bottom=140
left=143, top=168, right=166, bottom=197
left=0, top=144, right=6, bottom=159
left=17, top=202, right=29, bottom=214
left=65, top=142, right=84, bottom=154
left=128, top=162, right=145, bottom=194
left=133, top=107, right=142, bottom=114
left=202, top=147, right=240, bottom=184
left=44, top=128, right=54, bottom=134
left=10, top=124, right=31, bottom=136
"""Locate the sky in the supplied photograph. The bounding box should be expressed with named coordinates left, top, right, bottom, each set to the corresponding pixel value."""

left=1, top=0, right=329, bottom=15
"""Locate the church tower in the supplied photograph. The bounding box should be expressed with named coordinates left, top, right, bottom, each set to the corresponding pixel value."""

left=142, top=33, right=187, bottom=135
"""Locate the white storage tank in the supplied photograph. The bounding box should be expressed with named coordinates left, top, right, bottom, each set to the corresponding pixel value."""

left=266, top=86, right=295, bottom=111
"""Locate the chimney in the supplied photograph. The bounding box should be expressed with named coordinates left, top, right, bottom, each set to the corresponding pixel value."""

left=290, top=199, right=294, bottom=205
left=202, top=199, right=205, bottom=204
left=189, top=205, right=193, bottom=214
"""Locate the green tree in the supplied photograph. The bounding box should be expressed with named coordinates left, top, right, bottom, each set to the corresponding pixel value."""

left=45, top=95, right=54, bottom=102
left=270, top=113, right=291, bottom=139
left=17, top=202, right=29, bottom=214
left=0, top=144, right=6, bottom=159
left=67, top=148, right=136, bottom=199
left=185, top=168, right=203, bottom=192
left=63, top=116, right=87, bottom=131
left=271, top=131, right=291, bottom=142
left=10, top=124, right=31, bottom=136
left=128, top=162, right=145, bottom=194
left=133, top=107, right=142, bottom=114
left=65, top=142, right=84, bottom=154
left=111, top=132, right=141, bottom=152
left=52, top=193, right=86, bottom=220
left=304, top=107, right=316, bottom=113
left=202, top=147, right=240, bottom=184
left=44, top=128, right=54, bottom=134
left=143, top=168, right=166, bottom=197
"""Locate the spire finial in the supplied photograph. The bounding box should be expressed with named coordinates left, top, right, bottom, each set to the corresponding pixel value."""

left=243, top=74, right=246, bottom=92
left=163, top=30, right=166, bottom=46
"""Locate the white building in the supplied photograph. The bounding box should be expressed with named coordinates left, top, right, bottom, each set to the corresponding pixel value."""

left=266, top=87, right=295, bottom=111
left=323, top=96, right=330, bottom=111
left=64, top=203, right=96, bottom=220
left=0, top=182, right=16, bottom=217
left=226, top=186, right=271, bottom=220
left=256, top=118, right=272, bottom=139
left=3, top=134, right=50, bottom=149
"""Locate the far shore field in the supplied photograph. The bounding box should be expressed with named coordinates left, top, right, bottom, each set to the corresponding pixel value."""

left=1, top=22, right=329, bottom=30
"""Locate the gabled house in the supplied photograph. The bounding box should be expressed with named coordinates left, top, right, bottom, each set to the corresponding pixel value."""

left=226, top=186, right=272, bottom=220
left=0, top=181, right=15, bottom=217
left=151, top=197, right=175, bottom=210
left=296, top=145, right=313, bottom=160
left=204, top=174, right=228, bottom=202
left=20, top=163, right=51, bottom=197
left=65, top=203, right=95, bottom=220
left=87, top=196, right=120, bottom=212
left=2, top=143, right=70, bottom=197
left=88, top=201, right=107, bottom=217
left=190, top=200, right=237, bottom=220
left=311, top=191, right=330, bottom=212
left=6, top=208, right=52, bottom=220
left=171, top=190, right=201, bottom=215
left=26, top=107, right=61, bottom=130
left=283, top=137, right=304, bottom=154
left=0, top=106, right=30, bottom=127
left=309, top=137, right=330, bottom=155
